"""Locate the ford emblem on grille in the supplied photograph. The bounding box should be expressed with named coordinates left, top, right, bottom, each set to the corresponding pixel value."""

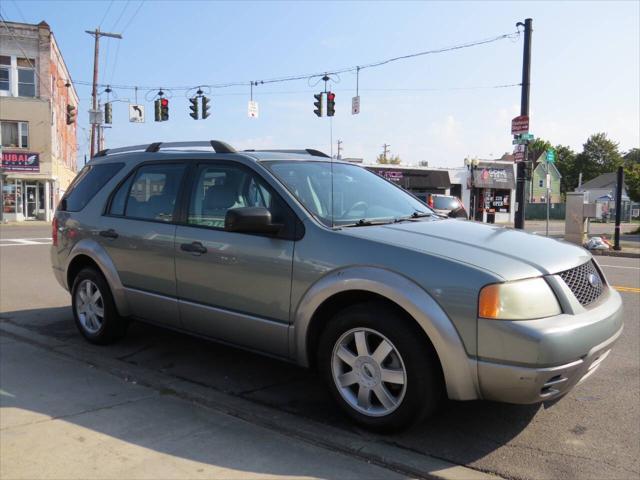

left=588, top=273, right=600, bottom=288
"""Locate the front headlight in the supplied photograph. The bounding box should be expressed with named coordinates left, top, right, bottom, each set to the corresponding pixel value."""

left=478, top=277, right=561, bottom=320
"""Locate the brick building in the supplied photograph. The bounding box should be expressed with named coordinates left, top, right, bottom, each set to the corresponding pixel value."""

left=0, top=20, right=78, bottom=222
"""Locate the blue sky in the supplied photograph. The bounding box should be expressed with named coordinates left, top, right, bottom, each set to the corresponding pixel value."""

left=2, top=0, right=639, bottom=167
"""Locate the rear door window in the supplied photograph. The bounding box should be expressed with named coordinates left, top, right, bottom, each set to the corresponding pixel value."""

left=60, top=163, right=124, bottom=211
left=111, top=163, right=186, bottom=222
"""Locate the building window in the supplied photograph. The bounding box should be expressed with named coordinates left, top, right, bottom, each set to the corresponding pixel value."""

left=0, top=56, right=10, bottom=92
left=17, top=58, right=36, bottom=97
left=0, top=121, right=29, bottom=148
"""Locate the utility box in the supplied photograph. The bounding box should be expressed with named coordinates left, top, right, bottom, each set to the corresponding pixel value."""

left=565, top=192, right=586, bottom=246
left=583, top=203, right=597, bottom=218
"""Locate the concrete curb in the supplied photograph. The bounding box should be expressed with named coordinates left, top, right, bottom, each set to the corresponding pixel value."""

left=590, top=250, right=640, bottom=259
left=0, top=320, right=502, bottom=480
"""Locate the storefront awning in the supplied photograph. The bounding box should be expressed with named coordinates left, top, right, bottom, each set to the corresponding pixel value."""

left=472, top=164, right=515, bottom=189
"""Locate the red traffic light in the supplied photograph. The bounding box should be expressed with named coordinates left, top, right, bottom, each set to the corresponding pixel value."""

left=327, top=92, right=335, bottom=101
left=161, top=98, right=169, bottom=107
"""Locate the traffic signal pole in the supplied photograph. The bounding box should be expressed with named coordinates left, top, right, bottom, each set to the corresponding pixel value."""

left=85, top=28, right=122, bottom=158
left=514, top=18, right=532, bottom=230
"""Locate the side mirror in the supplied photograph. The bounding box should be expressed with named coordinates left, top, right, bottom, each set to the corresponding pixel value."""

left=225, top=207, right=282, bottom=234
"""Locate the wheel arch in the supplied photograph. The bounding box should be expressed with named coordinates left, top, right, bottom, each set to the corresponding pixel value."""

left=66, top=239, right=131, bottom=316
left=292, top=266, right=479, bottom=401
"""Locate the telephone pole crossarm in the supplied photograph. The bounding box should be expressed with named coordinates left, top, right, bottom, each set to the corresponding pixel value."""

left=86, top=28, right=122, bottom=158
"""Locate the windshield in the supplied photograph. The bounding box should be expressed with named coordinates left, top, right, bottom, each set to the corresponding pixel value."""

left=433, top=196, right=461, bottom=211
left=265, top=161, right=432, bottom=227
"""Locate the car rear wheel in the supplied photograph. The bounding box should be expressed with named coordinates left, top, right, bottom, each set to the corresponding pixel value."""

left=71, top=267, right=127, bottom=344
left=318, top=302, right=443, bottom=432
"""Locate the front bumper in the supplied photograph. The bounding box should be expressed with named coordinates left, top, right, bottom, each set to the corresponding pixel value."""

left=476, top=286, right=623, bottom=404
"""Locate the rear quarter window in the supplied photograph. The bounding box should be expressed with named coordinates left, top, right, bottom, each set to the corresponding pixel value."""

left=59, top=163, right=124, bottom=212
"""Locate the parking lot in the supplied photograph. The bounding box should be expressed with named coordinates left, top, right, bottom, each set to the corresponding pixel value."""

left=1, top=223, right=639, bottom=480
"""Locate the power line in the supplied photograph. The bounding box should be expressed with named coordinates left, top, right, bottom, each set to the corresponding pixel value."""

left=98, top=0, right=114, bottom=28
left=109, top=0, right=130, bottom=32
left=8, top=0, right=26, bottom=23
left=68, top=29, right=520, bottom=93
left=120, top=0, right=145, bottom=34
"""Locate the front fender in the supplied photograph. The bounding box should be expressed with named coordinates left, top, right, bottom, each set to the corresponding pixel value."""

left=292, top=266, right=479, bottom=401
left=67, top=239, right=131, bottom=316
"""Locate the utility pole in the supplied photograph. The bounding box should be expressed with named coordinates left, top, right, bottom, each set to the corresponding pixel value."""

left=382, top=143, right=390, bottom=162
left=85, top=28, right=122, bottom=158
left=613, top=166, right=624, bottom=250
left=337, top=140, right=343, bottom=160
left=514, top=18, right=532, bottom=230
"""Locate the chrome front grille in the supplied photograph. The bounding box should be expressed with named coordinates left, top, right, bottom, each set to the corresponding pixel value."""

left=558, top=260, right=604, bottom=306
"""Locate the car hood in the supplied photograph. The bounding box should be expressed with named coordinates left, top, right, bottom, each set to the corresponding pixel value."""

left=339, top=219, right=591, bottom=281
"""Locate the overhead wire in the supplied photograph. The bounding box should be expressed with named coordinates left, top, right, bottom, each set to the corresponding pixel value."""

left=70, top=30, right=521, bottom=94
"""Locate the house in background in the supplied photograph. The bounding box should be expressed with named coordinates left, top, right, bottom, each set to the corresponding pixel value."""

left=0, top=20, right=78, bottom=222
left=527, top=154, right=562, bottom=204
left=577, top=172, right=632, bottom=222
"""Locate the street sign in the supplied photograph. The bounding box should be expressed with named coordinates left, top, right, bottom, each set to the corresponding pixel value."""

left=352, top=96, right=360, bottom=115
left=248, top=100, right=259, bottom=118
left=511, top=115, right=529, bottom=135
left=129, top=104, right=145, bottom=123
left=89, top=109, right=103, bottom=125
left=546, top=149, right=556, bottom=163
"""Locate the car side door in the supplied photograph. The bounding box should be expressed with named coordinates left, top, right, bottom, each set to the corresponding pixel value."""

left=174, top=161, right=298, bottom=358
left=100, top=161, right=188, bottom=328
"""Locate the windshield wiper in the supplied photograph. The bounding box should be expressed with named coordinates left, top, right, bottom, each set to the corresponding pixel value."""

left=344, top=218, right=393, bottom=227
left=392, top=211, right=433, bottom=223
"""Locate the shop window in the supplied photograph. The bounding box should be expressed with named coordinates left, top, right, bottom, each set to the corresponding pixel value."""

left=17, top=58, right=36, bottom=97
left=0, top=121, right=28, bottom=148
left=0, top=56, right=9, bottom=91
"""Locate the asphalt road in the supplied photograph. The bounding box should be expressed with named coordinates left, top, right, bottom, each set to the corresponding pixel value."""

left=1, top=224, right=639, bottom=480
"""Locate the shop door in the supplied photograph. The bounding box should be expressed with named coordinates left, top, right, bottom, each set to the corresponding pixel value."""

left=25, top=185, right=37, bottom=219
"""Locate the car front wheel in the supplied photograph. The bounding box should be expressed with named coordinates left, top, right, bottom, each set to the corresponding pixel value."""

left=318, top=302, right=443, bottom=432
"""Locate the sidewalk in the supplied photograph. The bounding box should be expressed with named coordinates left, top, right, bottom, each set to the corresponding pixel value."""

left=0, top=333, right=407, bottom=480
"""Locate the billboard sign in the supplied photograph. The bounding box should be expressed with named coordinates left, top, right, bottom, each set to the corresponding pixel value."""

left=1, top=151, right=40, bottom=172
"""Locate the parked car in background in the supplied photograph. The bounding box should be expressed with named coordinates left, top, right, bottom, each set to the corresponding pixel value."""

left=51, top=141, right=623, bottom=431
left=427, top=193, right=467, bottom=218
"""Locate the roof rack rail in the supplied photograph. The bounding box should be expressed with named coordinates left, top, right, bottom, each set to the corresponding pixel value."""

left=243, top=148, right=331, bottom=158
left=92, top=140, right=236, bottom=158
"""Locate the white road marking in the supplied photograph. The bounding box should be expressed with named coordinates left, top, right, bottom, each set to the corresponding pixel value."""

left=0, top=237, right=53, bottom=247
left=599, top=264, right=640, bottom=270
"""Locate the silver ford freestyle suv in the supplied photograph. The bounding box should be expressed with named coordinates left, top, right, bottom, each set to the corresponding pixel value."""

left=51, top=140, right=623, bottom=431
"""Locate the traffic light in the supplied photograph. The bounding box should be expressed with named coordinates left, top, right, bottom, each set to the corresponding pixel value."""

left=160, top=98, right=169, bottom=121
left=66, top=104, right=76, bottom=125
left=313, top=93, right=324, bottom=117
left=189, top=97, right=199, bottom=120
left=201, top=96, right=210, bottom=119
left=154, top=99, right=162, bottom=122
left=327, top=92, right=336, bottom=117
left=104, top=102, right=112, bottom=124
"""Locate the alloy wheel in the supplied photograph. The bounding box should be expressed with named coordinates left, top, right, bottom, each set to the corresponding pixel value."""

left=75, top=279, right=105, bottom=334
left=331, top=327, right=407, bottom=417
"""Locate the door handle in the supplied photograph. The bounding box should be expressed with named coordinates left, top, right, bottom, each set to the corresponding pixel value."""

left=99, top=229, right=118, bottom=239
left=180, top=241, right=207, bottom=255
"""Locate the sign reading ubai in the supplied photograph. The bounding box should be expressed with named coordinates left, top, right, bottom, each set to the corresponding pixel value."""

left=2, top=151, right=40, bottom=172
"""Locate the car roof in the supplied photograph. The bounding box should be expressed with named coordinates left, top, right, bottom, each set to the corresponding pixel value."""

left=86, top=141, right=349, bottom=166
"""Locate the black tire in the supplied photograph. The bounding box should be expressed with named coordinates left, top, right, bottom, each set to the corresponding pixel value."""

left=71, top=267, right=128, bottom=345
left=317, top=302, right=443, bottom=432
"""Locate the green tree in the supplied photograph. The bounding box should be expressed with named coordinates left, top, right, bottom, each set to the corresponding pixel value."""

left=553, top=144, right=578, bottom=194
left=624, top=148, right=640, bottom=201
left=376, top=153, right=401, bottom=165
left=527, top=138, right=552, bottom=163
left=574, top=133, right=624, bottom=183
